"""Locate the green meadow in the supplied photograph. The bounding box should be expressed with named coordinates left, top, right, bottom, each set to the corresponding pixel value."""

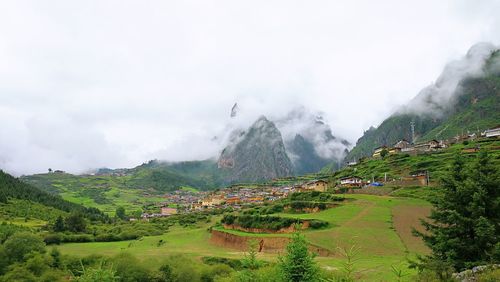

left=57, top=194, right=432, bottom=281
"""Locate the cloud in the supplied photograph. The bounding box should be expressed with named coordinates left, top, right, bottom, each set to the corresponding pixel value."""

left=402, top=42, right=498, bottom=116
left=0, top=0, right=499, bottom=175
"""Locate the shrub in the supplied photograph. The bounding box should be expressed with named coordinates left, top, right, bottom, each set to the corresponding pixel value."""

left=44, top=233, right=63, bottom=245
left=308, top=220, right=329, bottom=229
left=201, top=256, right=243, bottom=270
left=3, top=232, right=46, bottom=263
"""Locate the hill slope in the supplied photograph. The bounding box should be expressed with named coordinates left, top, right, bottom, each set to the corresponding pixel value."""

left=0, top=170, right=107, bottom=221
left=335, top=138, right=500, bottom=184
left=345, top=44, right=500, bottom=161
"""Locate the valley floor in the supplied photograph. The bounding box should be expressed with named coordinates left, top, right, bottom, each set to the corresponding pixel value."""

left=57, top=194, right=431, bottom=281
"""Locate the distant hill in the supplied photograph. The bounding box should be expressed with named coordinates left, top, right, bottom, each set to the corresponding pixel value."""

left=0, top=170, right=107, bottom=221
left=345, top=43, right=500, bottom=162
left=218, top=116, right=294, bottom=183
left=21, top=162, right=222, bottom=214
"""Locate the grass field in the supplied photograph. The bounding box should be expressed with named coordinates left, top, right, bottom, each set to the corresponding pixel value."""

left=57, top=194, right=432, bottom=281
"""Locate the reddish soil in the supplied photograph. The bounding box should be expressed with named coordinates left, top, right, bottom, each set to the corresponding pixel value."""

left=210, top=230, right=332, bottom=256
left=392, top=205, right=431, bottom=254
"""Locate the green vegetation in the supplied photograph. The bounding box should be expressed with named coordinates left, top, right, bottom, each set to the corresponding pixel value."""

left=278, top=232, right=320, bottom=282
left=333, top=138, right=500, bottom=183
left=414, top=151, right=500, bottom=272
left=221, top=214, right=328, bottom=231
left=0, top=171, right=108, bottom=222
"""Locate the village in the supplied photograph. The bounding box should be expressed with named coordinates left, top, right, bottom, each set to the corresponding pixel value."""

left=139, top=179, right=331, bottom=219
left=341, top=125, right=500, bottom=188
left=140, top=125, right=500, bottom=219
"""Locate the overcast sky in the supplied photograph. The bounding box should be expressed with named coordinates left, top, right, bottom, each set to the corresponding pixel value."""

left=1, top=0, right=499, bottom=175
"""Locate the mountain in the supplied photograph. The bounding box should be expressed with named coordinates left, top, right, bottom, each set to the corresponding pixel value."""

left=276, top=110, right=350, bottom=174
left=218, top=116, right=294, bottom=183
left=345, top=43, right=500, bottom=161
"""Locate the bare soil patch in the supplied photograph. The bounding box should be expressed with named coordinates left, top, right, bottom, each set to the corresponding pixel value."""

left=210, top=230, right=332, bottom=256
left=392, top=205, right=431, bottom=254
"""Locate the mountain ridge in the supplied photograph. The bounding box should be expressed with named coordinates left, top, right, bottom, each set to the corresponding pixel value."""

left=344, top=44, right=500, bottom=162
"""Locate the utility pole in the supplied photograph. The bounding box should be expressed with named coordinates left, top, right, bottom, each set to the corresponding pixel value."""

left=410, top=121, right=416, bottom=144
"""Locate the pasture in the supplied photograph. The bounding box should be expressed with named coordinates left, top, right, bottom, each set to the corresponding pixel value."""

left=57, top=194, right=431, bottom=280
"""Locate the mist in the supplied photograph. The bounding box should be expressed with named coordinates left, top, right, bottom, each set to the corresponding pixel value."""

left=1, top=1, right=500, bottom=175
left=402, top=43, right=499, bottom=117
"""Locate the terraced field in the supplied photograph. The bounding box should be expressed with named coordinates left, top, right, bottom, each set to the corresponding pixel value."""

left=57, top=194, right=431, bottom=280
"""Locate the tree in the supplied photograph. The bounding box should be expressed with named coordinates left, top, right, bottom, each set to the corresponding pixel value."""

left=156, top=264, right=174, bottom=281
left=115, top=206, right=126, bottom=220
left=380, top=148, right=389, bottom=158
left=50, top=247, right=62, bottom=269
left=65, top=213, right=87, bottom=233
left=1, top=265, right=37, bottom=282
left=278, top=232, right=320, bottom=282
left=53, top=216, right=65, bottom=232
left=415, top=151, right=500, bottom=271
left=74, top=260, right=119, bottom=282
left=242, top=239, right=262, bottom=270
left=48, top=168, right=53, bottom=173
left=3, top=232, right=46, bottom=263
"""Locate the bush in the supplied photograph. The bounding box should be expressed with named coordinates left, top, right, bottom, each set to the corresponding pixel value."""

left=202, top=256, right=243, bottom=270
left=94, top=234, right=121, bottom=242
left=3, top=232, right=46, bottom=263
left=44, top=233, right=63, bottom=245
left=200, top=264, right=233, bottom=282
left=112, top=253, right=150, bottom=282
left=308, top=220, right=329, bottom=229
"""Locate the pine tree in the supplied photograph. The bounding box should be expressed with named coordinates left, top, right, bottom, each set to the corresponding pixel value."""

left=115, top=206, right=126, bottom=220
left=53, top=216, right=65, bottom=232
left=278, top=232, right=320, bottom=282
left=416, top=151, right=500, bottom=271
left=242, top=239, right=262, bottom=270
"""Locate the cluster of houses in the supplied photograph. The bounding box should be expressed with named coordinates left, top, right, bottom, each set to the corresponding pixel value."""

left=191, top=180, right=329, bottom=210
left=372, top=139, right=446, bottom=158
left=338, top=171, right=429, bottom=189
left=342, top=126, right=500, bottom=189
left=137, top=179, right=331, bottom=219
left=371, top=125, right=500, bottom=159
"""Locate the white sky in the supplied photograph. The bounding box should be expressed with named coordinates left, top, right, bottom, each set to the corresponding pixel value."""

left=0, top=0, right=499, bottom=175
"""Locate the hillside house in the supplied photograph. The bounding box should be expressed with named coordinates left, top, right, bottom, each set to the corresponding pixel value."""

left=483, top=126, right=500, bottom=138
left=161, top=207, right=177, bottom=216
left=245, top=196, right=264, bottom=203
left=201, top=196, right=224, bottom=207
left=347, top=161, right=358, bottom=166
left=225, top=197, right=241, bottom=205
left=301, top=180, right=328, bottom=192
left=388, top=147, right=401, bottom=155
left=339, top=176, right=363, bottom=187
left=394, top=139, right=411, bottom=149
left=372, top=146, right=387, bottom=158
left=403, top=139, right=443, bottom=153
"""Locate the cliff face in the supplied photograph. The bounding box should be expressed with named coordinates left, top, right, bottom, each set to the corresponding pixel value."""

left=218, top=116, right=294, bottom=183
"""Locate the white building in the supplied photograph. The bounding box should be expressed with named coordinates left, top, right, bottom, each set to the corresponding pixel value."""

left=483, top=126, right=500, bottom=138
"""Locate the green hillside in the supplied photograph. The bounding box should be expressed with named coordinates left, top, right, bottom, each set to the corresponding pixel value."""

left=20, top=160, right=223, bottom=214
left=345, top=50, right=500, bottom=161
left=334, top=138, right=500, bottom=185
left=421, top=75, right=500, bottom=140
left=0, top=171, right=108, bottom=225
